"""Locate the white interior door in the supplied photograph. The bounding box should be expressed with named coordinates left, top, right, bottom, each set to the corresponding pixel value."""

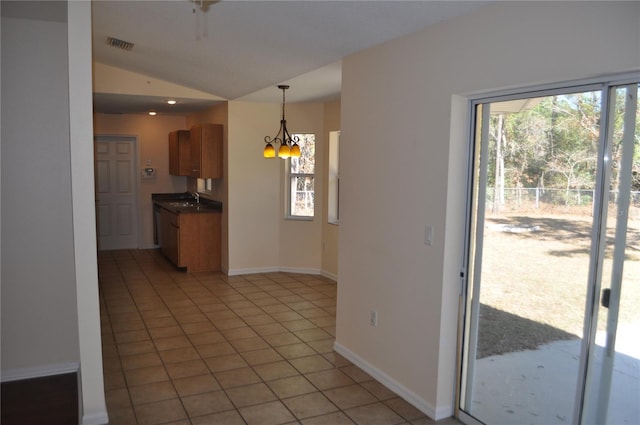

left=94, top=136, right=139, bottom=250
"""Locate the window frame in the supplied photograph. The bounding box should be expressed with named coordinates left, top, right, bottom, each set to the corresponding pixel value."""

left=286, top=133, right=316, bottom=219
left=328, top=130, right=340, bottom=225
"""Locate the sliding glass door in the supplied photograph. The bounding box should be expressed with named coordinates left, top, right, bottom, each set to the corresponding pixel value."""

left=581, top=83, right=639, bottom=425
left=459, top=80, right=639, bottom=425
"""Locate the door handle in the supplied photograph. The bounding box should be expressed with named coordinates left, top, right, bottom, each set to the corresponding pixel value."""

left=601, top=288, right=610, bottom=308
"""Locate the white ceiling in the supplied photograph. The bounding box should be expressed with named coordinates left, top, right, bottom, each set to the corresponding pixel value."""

left=89, top=0, right=491, bottom=114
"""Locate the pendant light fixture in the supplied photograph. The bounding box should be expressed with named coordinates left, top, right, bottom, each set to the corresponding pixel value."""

left=263, top=85, right=301, bottom=159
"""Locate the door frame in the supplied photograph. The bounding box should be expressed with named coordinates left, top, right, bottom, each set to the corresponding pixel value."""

left=456, top=72, right=640, bottom=425
left=580, top=82, right=638, bottom=425
left=94, top=134, right=141, bottom=250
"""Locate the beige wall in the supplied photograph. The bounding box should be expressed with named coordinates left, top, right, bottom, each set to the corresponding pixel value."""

left=337, top=1, right=640, bottom=420
left=226, top=101, right=325, bottom=274
left=227, top=101, right=280, bottom=273
left=1, top=13, right=81, bottom=373
left=93, top=113, right=189, bottom=248
left=279, top=102, right=324, bottom=272
left=321, top=100, right=341, bottom=279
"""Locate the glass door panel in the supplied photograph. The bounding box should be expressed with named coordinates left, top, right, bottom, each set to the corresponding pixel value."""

left=582, top=84, right=639, bottom=425
left=461, top=88, right=603, bottom=425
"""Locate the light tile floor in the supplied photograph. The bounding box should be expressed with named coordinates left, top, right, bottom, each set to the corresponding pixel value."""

left=100, top=249, right=456, bottom=425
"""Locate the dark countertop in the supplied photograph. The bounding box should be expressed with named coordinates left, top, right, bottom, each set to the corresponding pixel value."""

left=152, top=192, right=222, bottom=214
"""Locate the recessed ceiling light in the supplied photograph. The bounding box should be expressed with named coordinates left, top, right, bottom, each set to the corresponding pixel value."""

left=166, top=100, right=177, bottom=105
left=148, top=111, right=157, bottom=116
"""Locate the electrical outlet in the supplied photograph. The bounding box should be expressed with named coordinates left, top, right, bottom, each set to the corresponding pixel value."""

left=370, top=311, right=378, bottom=327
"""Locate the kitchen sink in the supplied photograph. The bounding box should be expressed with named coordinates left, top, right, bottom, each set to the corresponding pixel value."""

left=167, top=201, right=198, bottom=207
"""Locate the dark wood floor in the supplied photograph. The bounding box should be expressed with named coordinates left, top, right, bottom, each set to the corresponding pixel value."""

left=1, top=372, right=78, bottom=425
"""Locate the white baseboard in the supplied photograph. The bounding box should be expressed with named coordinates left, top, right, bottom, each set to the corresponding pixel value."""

left=321, top=270, right=337, bottom=281
left=279, top=266, right=321, bottom=275
left=227, top=266, right=322, bottom=276
left=1, top=362, right=80, bottom=383
left=227, top=266, right=280, bottom=276
left=333, top=342, right=453, bottom=421
left=82, top=411, right=109, bottom=425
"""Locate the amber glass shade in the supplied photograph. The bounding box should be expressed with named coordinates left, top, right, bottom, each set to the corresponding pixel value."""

left=278, top=144, right=291, bottom=158
left=290, top=143, right=301, bottom=158
left=263, top=143, right=276, bottom=158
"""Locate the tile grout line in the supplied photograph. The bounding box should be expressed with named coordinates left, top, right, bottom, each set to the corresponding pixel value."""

left=137, top=252, right=344, bottom=423
left=100, top=249, right=426, bottom=425
left=110, top=249, right=198, bottom=424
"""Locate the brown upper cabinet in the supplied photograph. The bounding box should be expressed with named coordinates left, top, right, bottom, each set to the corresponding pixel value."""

left=169, top=124, right=223, bottom=178
left=168, top=130, right=191, bottom=176
left=190, top=124, right=223, bottom=179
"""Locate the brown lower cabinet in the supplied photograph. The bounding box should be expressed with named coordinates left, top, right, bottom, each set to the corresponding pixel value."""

left=160, top=208, right=221, bottom=272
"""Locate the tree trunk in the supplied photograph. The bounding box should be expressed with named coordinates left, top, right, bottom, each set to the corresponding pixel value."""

left=493, top=114, right=505, bottom=213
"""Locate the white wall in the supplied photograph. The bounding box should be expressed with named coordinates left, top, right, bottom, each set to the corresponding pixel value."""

left=227, top=101, right=324, bottom=274
left=1, top=13, right=80, bottom=373
left=2, top=5, right=109, bottom=422
left=337, top=1, right=640, bottom=419
left=93, top=113, right=188, bottom=249
left=68, top=2, right=109, bottom=422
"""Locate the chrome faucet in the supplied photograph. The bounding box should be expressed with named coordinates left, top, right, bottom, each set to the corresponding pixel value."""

left=192, top=192, right=200, bottom=203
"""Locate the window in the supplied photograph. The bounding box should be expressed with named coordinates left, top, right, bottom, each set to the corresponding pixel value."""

left=328, top=131, right=340, bottom=224
left=288, top=134, right=315, bottom=217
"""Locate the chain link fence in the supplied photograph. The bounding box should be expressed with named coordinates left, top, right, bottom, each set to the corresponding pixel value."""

left=487, top=187, right=640, bottom=214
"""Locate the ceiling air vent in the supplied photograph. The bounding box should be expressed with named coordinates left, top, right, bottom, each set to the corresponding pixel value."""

left=106, top=36, right=134, bottom=51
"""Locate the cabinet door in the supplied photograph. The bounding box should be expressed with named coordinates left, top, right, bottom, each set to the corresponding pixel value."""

left=160, top=209, right=180, bottom=266
left=189, top=126, right=202, bottom=178
left=169, top=130, right=191, bottom=176
left=178, top=212, right=221, bottom=272
left=190, top=124, right=223, bottom=179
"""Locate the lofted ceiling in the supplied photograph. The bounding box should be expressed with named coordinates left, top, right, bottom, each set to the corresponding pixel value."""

left=90, top=0, right=492, bottom=114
